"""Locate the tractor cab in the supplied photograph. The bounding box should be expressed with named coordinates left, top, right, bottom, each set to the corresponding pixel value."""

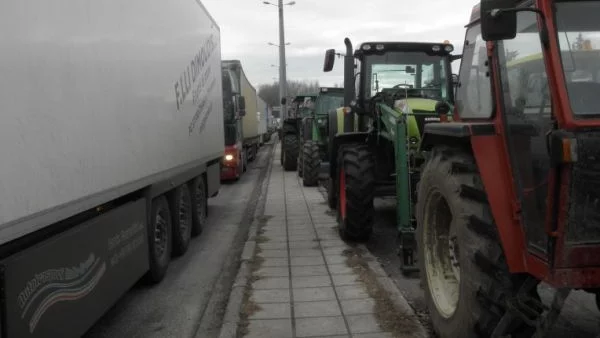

left=290, top=95, right=316, bottom=119
left=471, top=0, right=600, bottom=274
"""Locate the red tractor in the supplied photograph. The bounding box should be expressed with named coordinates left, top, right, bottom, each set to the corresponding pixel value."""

left=417, top=0, right=600, bottom=337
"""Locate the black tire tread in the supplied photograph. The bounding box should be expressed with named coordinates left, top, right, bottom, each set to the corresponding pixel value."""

left=190, top=176, right=207, bottom=237
left=283, top=133, right=299, bottom=171
left=303, top=141, right=320, bottom=186
left=416, top=146, right=537, bottom=338
left=146, top=196, right=172, bottom=284
left=337, top=144, right=375, bottom=242
left=170, top=185, right=193, bottom=257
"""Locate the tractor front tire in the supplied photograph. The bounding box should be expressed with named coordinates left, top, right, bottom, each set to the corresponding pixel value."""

left=336, top=144, right=375, bottom=242
left=303, top=141, right=320, bottom=187
left=282, top=134, right=299, bottom=171
left=297, top=144, right=304, bottom=177
left=416, top=146, right=539, bottom=338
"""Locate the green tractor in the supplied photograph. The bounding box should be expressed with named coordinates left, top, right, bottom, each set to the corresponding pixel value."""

left=280, top=94, right=317, bottom=171
left=323, top=39, right=459, bottom=272
left=298, top=87, right=345, bottom=187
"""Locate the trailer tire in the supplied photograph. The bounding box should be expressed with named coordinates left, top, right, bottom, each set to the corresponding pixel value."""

left=170, top=185, right=193, bottom=257
left=146, top=196, right=172, bottom=284
left=416, top=146, right=540, bottom=338
left=337, top=144, right=375, bottom=242
left=303, top=141, right=320, bottom=187
left=190, top=176, right=207, bottom=237
left=282, top=133, right=299, bottom=171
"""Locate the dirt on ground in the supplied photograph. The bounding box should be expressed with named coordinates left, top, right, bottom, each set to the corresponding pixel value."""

left=343, top=245, right=424, bottom=337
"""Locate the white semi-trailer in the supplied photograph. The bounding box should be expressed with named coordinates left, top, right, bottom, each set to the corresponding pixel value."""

left=0, top=1, right=223, bottom=337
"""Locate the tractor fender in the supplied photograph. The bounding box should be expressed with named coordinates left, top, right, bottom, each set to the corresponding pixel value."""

left=328, top=132, right=369, bottom=180
left=419, top=122, right=494, bottom=152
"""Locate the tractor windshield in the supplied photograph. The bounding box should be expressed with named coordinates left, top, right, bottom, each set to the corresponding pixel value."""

left=555, top=1, right=600, bottom=118
left=364, top=52, right=450, bottom=101
left=314, top=93, right=343, bottom=114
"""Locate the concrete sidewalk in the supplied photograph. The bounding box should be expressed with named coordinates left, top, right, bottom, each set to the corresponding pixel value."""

left=221, top=143, right=426, bottom=338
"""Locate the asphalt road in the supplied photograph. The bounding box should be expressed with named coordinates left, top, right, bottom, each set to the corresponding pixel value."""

left=366, top=198, right=600, bottom=338
left=84, top=143, right=273, bottom=338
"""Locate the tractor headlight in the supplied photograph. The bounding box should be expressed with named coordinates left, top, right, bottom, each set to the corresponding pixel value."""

left=409, top=137, right=418, bottom=145
left=225, top=154, right=234, bottom=161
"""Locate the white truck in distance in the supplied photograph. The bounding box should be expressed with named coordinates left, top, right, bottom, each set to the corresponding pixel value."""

left=0, top=1, right=223, bottom=337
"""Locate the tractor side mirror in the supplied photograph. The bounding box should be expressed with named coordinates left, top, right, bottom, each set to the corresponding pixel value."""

left=237, top=96, right=246, bottom=117
left=324, top=49, right=336, bottom=72
left=405, top=66, right=416, bottom=74
left=480, top=0, right=517, bottom=41
left=435, top=101, right=451, bottom=116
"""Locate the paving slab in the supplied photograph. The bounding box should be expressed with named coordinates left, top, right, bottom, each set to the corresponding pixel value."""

left=293, top=300, right=342, bottom=318
left=295, top=316, right=348, bottom=337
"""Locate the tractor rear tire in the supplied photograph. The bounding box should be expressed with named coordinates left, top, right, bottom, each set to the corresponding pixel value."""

left=336, top=144, right=375, bottom=242
left=416, top=146, right=540, bottom=338
left=297, top=145, right=304, bottom=177
left=303, top=141, right=320, bottom=187
left=327, top=177, right=337, bottom=210
left=282, top=134, right=299, bottom=171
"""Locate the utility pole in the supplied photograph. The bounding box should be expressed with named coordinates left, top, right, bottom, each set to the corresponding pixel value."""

left=278, top=0, right=288, bottom=120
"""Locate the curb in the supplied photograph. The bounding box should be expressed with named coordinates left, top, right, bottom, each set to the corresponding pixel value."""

left=217, top=142, right=276, bottom=338
left=358, top=244, right=428, bottom=338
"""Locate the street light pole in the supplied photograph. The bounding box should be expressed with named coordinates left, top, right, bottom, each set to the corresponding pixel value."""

left=277, top=0, right=288, bottom=120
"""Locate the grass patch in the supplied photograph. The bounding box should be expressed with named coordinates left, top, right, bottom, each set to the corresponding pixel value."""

left=255, top=235, right=270, bottom=243
left=343, top=247, right=422, bottom=336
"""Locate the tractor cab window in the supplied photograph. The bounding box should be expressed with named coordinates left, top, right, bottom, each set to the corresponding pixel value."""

left=499, top=10, right=550, bottom=118
left=556, top=1, right=600, bottom=118
left=364, top=52, right=450, bottom=101
left=456, top=25, right=493, bottom=119
left=315, top=94, right=344, bottom=114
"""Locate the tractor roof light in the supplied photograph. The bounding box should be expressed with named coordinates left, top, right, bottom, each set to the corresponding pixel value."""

left=362, top=44, right=372, bottom=51
left=432, top=45, right=441, bottom=52
left=321, top=87, right=328, bottom=92
left=444, top=44, right=454, bottom=52
left=375, top=44, right=385, bottom=51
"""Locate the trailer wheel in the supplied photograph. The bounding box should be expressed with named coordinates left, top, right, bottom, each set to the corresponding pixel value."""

left=282, top=133, right=299, bottom=171
left=303, top=140, right=320, bottom=187
left=190, top=176, right=207, bottom=237
left=416, top=146, right=540, bottom=338
left=170, top=185, right=193, bottom=257
left=147, top=196, right=172, bottom=284
left=337, top=144, right=375, bottom=242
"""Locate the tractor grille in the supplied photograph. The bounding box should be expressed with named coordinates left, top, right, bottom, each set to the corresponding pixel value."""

left=566, top=131, right=600, bottom=243
left=412, top=110, right=439, bottom=136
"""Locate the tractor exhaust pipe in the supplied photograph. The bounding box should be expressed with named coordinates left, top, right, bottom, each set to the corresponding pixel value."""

left=343, top=38, right=355, bottom=133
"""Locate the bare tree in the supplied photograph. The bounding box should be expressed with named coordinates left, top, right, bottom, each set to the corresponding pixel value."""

left=258, top=80, right=321, bottom=107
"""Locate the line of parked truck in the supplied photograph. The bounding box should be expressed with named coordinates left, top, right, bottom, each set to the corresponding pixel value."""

left=220, top=60, right=276, bottom=181
left=0, top=1, right=275, bottom=337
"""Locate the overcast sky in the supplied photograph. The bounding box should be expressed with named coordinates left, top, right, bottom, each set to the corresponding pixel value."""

left=202, top=0, right=477, bottom=88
